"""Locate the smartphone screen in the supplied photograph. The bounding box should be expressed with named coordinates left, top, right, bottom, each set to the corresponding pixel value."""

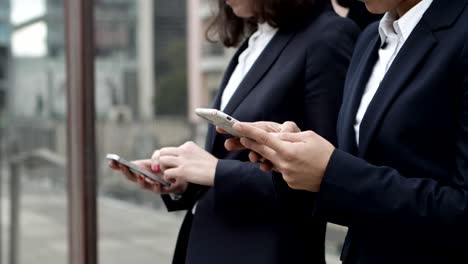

left=106, top=154, right=171, bottom=186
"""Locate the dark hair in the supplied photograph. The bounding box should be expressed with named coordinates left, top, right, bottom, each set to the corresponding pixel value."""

left=206, top=0, right=328, bottom=47
left=336, top=0, right=353, bottom=7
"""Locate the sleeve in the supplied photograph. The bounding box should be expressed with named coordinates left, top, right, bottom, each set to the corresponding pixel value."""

left=160, top=183, right=206, bottom=212
left=213, top=160, right=279, bottom=215
left=214, top=159, right=318, bottom=217
left=314, top=45, right=468, bottom=246
left=211, top=19, right=359, bottom=217
left=303, top=19, right=359, bottom=144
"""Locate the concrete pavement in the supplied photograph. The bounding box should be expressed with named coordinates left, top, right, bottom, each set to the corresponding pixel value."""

left=1, top=190, right=182, bottom=264
left=1, top=189, right=344, bottom=264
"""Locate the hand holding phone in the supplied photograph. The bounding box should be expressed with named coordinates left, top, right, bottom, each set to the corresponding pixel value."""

left=195, top=108, right=239, bottom=136
left=106, top=154, right=171, bottom=187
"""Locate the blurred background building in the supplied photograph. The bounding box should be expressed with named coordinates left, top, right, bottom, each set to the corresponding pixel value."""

left=0, top=0, right=10, bottom=116
left=153, top=0, right=187, bottom=116
left=11, top=0, right=139, bottom=120
left=42, top=0, right=188, bottom=119
left=7, top=0, right=238, bottom=123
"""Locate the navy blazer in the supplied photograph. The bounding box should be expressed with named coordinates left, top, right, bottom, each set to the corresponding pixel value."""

left=162, top=5, right=359, bottom=264
left=314, top=0, right=468, bottom=263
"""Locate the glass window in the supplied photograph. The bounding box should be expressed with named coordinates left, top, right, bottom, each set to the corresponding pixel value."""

left=96, top=1, right=186, bottom=263
left=0, top=24, right=8, bottom=44
left=0, top=46, right=7, bottom=80
left=1, top=1, right=346, bottom=263
left=2, top=0, right=68, bottom=263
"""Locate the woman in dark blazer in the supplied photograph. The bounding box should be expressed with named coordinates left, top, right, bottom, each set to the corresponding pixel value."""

left=110, top=0, right=359, bottom=263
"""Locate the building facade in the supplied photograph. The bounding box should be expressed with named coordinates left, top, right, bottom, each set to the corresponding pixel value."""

left=152, top=0, right=187, bottom=116
left=44, top=0, right=188, bottom=119
left=46, top=0, right=137, bottom=57
left=9, top=0, right=140, bottom=120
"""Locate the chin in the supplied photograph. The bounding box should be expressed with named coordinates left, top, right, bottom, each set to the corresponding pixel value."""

left=363, top=3, right=388, bottom=15
left=232, top=11, right=248, bottom=18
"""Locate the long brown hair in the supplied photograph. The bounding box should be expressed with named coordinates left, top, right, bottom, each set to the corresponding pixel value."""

left=206, top=0, right=328, bottom=47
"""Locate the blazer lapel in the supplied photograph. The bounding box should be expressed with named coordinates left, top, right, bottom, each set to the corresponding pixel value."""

left=214, top=41, right=250, bottom=110
left=338, top=35, right=381, bottom=154
left=205, top=41, right=249, bottom=152
left=206, top=30, right=296, bottom=154
left=357, top=23, right=437, bottom=157
left=348, top=0, right=468, bottom=157
left=221, top=30, right=297, bottom=116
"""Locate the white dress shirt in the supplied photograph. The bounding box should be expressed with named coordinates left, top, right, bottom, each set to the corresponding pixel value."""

left=354, top=0, right=433, bottom=145
left=191, top=23, right=277, bottom=215
left=220, top=23, right=278, bottom=110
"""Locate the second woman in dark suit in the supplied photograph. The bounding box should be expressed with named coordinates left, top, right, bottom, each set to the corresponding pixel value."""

left=110, top=0, right=359, bottom=263
left=224, top=0, right=468, bottom=263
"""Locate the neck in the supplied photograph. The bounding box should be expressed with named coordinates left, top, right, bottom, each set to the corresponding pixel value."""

left=395, top=0, right=423, bottom=18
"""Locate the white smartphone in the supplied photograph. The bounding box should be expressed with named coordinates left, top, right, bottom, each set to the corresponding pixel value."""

left=106, top=153, right=171, bottom=187
left=195, top=108, right=240, bottom=136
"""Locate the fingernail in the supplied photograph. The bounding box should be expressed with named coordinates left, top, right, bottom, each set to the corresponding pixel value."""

left=152, top=164, right=160, bottom=172
left=240, top=138, right=247, bottom=145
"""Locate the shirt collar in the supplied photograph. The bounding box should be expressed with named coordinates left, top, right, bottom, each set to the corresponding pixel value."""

left=249, top=23, right=277, bottom=45
left=257, top=23, right=277, bottom=36
left=378, top=0, right=433, bottom=47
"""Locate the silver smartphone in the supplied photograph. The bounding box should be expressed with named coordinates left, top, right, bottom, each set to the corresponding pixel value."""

left=195, top=108, right=239, bottom=136
left=106, top=153, right=171, bottom=187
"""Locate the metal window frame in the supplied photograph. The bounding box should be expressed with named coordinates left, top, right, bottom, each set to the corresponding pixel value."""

left=64, top=0, right=98, bottom=264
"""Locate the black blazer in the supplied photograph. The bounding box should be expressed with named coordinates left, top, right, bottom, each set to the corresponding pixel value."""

left=314, top=0, right=468, bottom=263
left=162, top=5, right=359, bottom=264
